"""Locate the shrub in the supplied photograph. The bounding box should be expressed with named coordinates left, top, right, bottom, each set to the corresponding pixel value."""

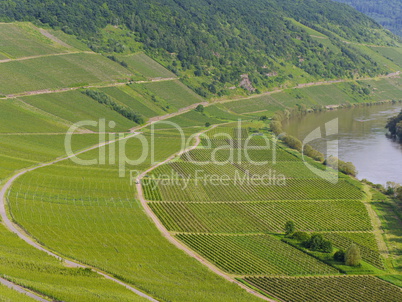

left=285, top=221, right=295, bottom=236
left=345, top=244, right=361, bottom=266
left=334, top=249, right=345, bottom=262
left=292, top=231, right=311, bottom=242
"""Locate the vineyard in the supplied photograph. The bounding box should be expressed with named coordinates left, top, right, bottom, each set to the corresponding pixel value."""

left=0, top=53, right=132, bottom=95
left=2, top=17, right=402, bottom=302
left=141, top=123, right=387, bottom=298
left=7, top=126, right=261, bottom=302
left=177, top=234, right=338, bottom=276
left=21, top=90, right=137, bottom=132
left=149, top=200, right=373, bottom=233
left=150, top=178, right=363, bottom=202
left=116, top=52, right=176, bottom=79
left=322, top=233, right=384, bottom=269
left=141, top=80, right=203, bottom=109
left=0, top=23, right=70, bottom=59
left=243, top=276, right=402, bottom=302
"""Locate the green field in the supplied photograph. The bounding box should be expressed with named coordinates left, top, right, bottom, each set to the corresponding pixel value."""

left=141, top=80, right=204, bottom=109
left=222, top=94, right=285, bottom=114
left=149, top=178, right=363, bottom=202
left=150, top=200, right=372, bottom=233
left=177, top=234, right=338, bottom=276
left=322, top=233, right=383, bottom=269
left=2, top=19, right=402, bottom=302
left=244, top=275, right=402, bottom=302
left=117, top=53, right=176, bottom=79
left=0, top=282, right=37, bottom=302
left=21, top=90, right=137, bottom=131
left=0, top=23, right=70, bottom=59
left=371, top=46, right=402, bottom=68
left=0, top=53, right=132, bottom=95
left=8, top=129, right=262, bottom=302
left=99, top=86, right=164, bottom=118
left=0, top=225, right=147, bottom=302
left=0, top=99, right=68, bottom=133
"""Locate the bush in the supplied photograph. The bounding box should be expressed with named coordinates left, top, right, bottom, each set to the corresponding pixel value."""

left=325, top=156, right=357, bottom=177
left=303, top=144, right=324, bottom=162
left=285, top=221, right=295, bottom=236
left=270, top=121, right=283, bottom=135
left=292, top=231, right=311, bottom=242
left=195, top=104, right=204, bottom=113
left=282, top=135, right=302, bottom=152
left=334, top=249, right=345, bottom=262
left=304, top=234, right=333, bottom=253
left=345, top=244, right=361, bottom=266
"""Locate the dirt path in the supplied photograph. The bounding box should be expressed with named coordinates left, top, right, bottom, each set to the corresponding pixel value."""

left=0, top=51, right=94, bottom=64
left=362, top=185, right=390, bottom=260
left=0, top=277, right=49, bottom=302
left=3, top=78, right=179, bottom=100
left=131, top=101, right=209, bottom=132
left=215, top=71, right=401, bottom=107
left=39, top=28, right=73, bottom=49
left=0, top=132, right=158, bottom=302
left=135, top=126, right=274, bottom=302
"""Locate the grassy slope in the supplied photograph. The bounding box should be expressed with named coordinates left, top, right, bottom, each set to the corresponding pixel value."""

left=0, top=23, right=71, bottom=59
left=1, top=19, right=402, bottom=301
left=20, top=90, right=137, bottom=131
left=8, top=130, right=261, bottom=302
left=116, top=53, right=176, bottom=79
left=0, top=282, right=37, bottom=302
left=0, top=53, right=132, bottom=95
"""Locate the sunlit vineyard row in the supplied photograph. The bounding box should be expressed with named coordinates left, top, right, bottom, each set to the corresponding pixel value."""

left=149, top=200, right=373, bottom=233
left=243, top=275, right=402, bottom=302
left=176, top=234, right=338, bottom=276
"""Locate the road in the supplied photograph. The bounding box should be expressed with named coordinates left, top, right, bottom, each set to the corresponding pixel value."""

left=135, top=125, right=274, bottom=302
left=0, top=277, right=49, bottom=302
left=0, top=132, right=159, bottom=302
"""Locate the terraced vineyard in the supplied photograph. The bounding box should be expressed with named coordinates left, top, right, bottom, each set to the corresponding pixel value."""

left=2, top=17, right=402, bottom=302
left=150, top=200, right=372, bottom=233
left=177, top=234, right=338, bottom=276
left=148, top=178, right=363, bottom=202
left=140, top=124, right=392, bottom=300
left=322, top=233, right=384, bottom=269
left=243, top=276, right=402, bottom=302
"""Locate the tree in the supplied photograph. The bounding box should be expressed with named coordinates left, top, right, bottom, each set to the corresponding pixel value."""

left=306, top=234, right=324, bottom=251
left=304, top=234, right=333, bottom=253
left=322, top=240, right=333, bottom=253
left=195, top=104, right=204, bottom=113
left=205, top=122, right=211, bottom=127
left=334, top=249, right=345, bottom=262
left=292, top=231, right=310, bottom=242
left=345, top=244, right=361, bottom=266
left=284, top=221, right=295, bottom=236
left=396, top=187, right=402, bottom=202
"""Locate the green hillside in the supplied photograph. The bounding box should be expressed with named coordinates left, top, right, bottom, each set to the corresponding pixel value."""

left=1, top=0, right=402, bottom=301
left=334, top=0, right=402, bottom=37
left=1, top=0, right=400, bottom=98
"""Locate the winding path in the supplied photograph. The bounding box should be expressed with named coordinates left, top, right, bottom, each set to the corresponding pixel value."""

left=135, top=126, right=274, bottom=302
left=0, top=277, right=49, bottom=302
left=0, top=132, right=158, bottom=302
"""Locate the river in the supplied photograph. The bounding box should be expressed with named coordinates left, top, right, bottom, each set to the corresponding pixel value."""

left=283, top=103, right=402, bottom=186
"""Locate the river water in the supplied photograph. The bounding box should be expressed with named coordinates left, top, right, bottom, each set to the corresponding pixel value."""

left=283, top=103, right=402, bottom=186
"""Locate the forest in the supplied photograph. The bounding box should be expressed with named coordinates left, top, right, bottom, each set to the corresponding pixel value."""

left=0, top=0, right=399, bottom=96
left=334, top=0, right=402, bottom=37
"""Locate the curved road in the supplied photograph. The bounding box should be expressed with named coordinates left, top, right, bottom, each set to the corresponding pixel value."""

left=0, top=277, right=49, bottom=302
left=0, top=132, right=158, bottom=302
left=135, top=126, right=274, bottom=302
